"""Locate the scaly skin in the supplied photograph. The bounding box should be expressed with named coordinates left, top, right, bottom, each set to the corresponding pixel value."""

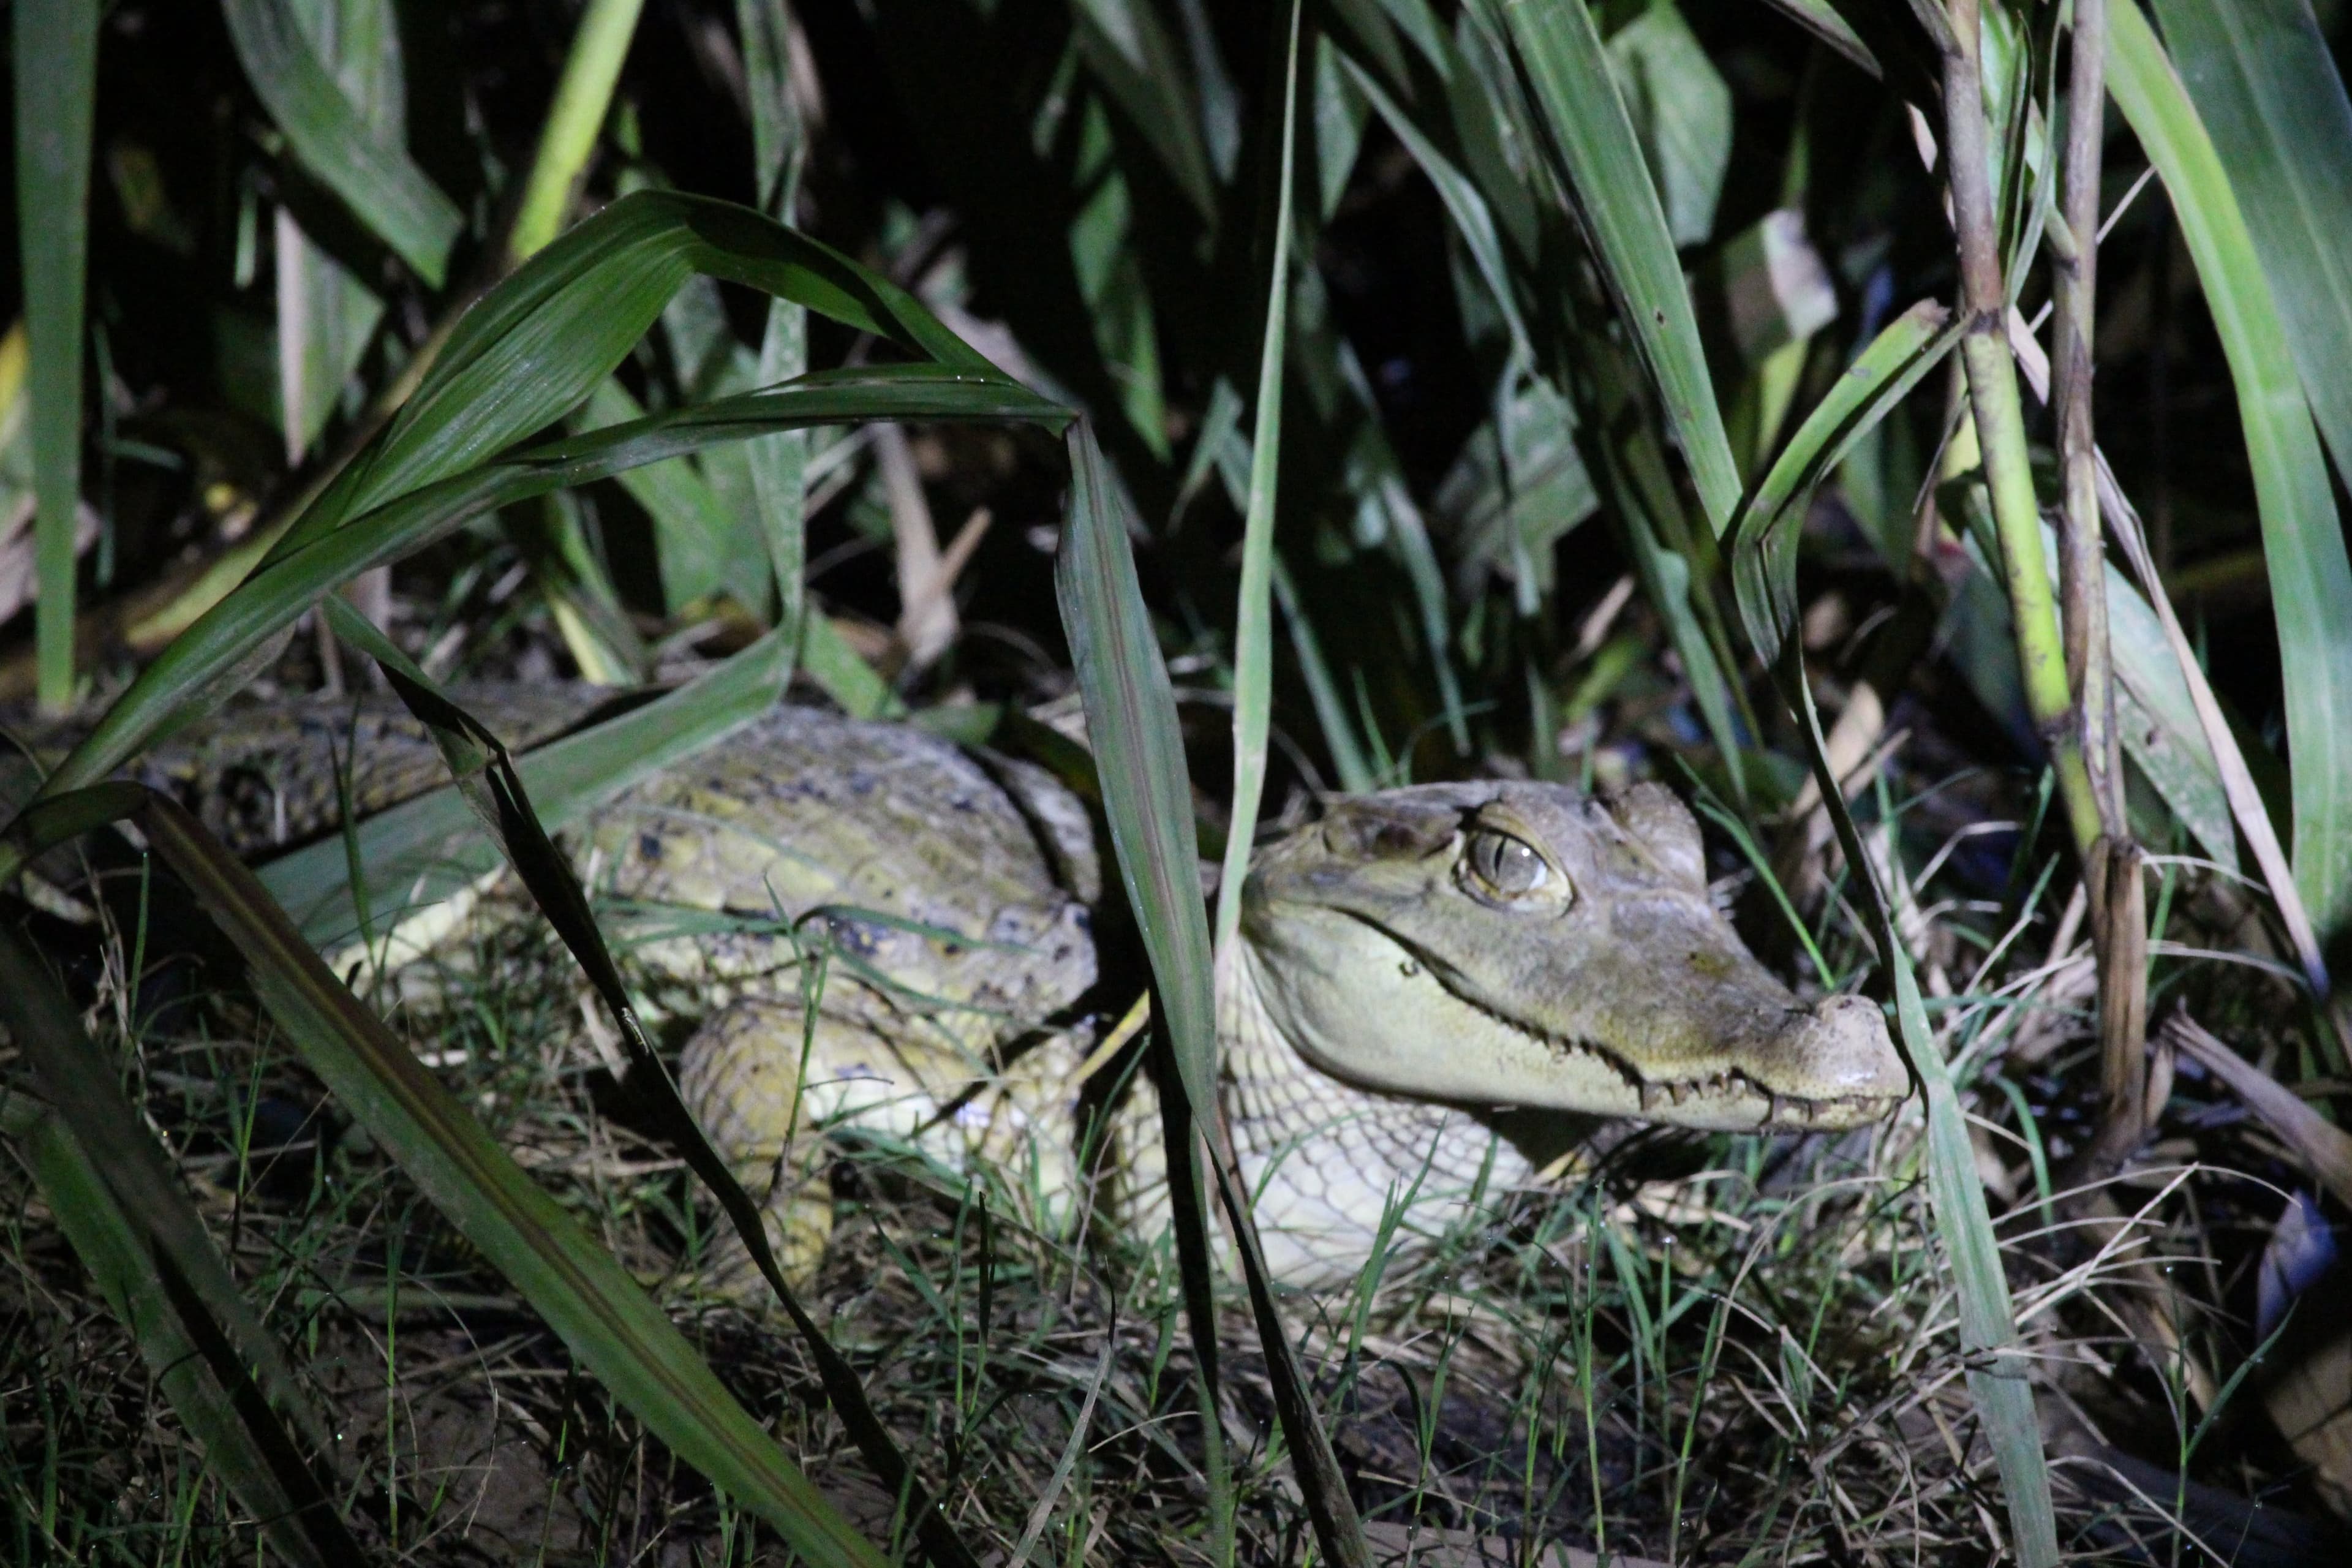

left=97, top=689, right=1907, bottom=1288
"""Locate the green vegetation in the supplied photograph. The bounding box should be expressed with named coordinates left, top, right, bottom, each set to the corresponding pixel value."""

left=2, top=0, right=2351, bottom=1561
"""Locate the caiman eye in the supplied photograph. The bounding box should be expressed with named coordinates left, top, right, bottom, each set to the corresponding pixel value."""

left=1465, top=829, right=1553, bottom=899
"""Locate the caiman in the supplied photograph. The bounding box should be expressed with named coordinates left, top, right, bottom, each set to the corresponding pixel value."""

left=86, top=686, right=1908, bottom=1288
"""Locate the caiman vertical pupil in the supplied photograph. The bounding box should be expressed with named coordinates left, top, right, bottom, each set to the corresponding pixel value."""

left=1468, top=830, right=1547, bottom=896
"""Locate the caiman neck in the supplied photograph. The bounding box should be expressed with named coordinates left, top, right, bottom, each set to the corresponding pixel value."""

left=1210, top=945, right=1537, bottom=1286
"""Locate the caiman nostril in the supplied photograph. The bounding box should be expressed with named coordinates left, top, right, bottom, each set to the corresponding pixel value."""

left=1792, top=994, right=1906, bottom=1097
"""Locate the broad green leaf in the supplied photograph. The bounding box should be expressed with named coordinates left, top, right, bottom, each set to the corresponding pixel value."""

left=26, top=364, right=1062, bottom=820
left=1604, top=0, right=1731, bottom=249
left=1483, top=0, right=1742, bottom=533
left=13, top=0, right=98, bottom=712
left=130, top=792, right=893, bottom=1566
left=1447, top=6, right=1544, bottom=263
left=2151, top=0, right=2352, bottom=516
left=1054, top=422, right=1218, bottom=1247
left=2110, top=2, right=2352, bottom=942
left=220, top=0, right=462, bottom=285
left=1431, top=377, right=1596, bottom=602
left=308, top=190, right=1005, bottom=552
left=1729, top=300, right=1959, bottom=663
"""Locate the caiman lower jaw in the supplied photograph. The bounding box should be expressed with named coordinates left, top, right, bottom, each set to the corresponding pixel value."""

left=1629, top=1069, right=1904, bottom=1131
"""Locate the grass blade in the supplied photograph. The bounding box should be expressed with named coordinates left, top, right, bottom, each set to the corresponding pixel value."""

left=2098, top=458, right=2326, bottom=990
left=1055, top=419, right=1373, bottom=1568
left=273, top=0, right=402, bottom=464
left=221, top=0, right=462, bottom=285
left=309, top=190, right=1006, bottom=551
left=1211, top=0, right=1300, bottom=965
left=1272, top=557, right=1376, bottom=793
left=1484, top=0, right=1741, bottom=533
left=2, top=1088, right=360, bottom=1566
left=1728, top=307, right=2060, bottom=1568
left=2109, top=1, right=2352, bottom=946
left=1730, top=300, right=1959, bottom=665
left=739, top=0, right=812, bottom=643
left=1069, top=0, right=1220, bottom=222
left=507, top=0, right=646, bottom=263
left=582, top=377, right=760, bottom=616
left=1340, top=49, right=1532, bottom=358
left=0, top=930, right=359, bottom=1564
left=13, top=0, right=98, bottom=712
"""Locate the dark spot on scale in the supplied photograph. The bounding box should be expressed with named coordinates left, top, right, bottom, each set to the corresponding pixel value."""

left=639, top=832, right=664, bottom=863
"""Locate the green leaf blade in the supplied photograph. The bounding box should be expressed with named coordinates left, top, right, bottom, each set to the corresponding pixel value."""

left=221, top=0, right=462, bottom=285
left=2111, top=2, right=2352, bottom=943
left=1488, top=0, right=1741, bottom=533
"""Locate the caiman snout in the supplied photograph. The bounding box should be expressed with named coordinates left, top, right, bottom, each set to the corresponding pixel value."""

left=1743, top=993, right=1909, bottom=1130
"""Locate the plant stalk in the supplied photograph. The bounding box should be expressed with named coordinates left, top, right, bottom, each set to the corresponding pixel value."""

left=508, top=0, right=648, bottom=265
left=1940, top=0, right=2104, bottom=864
left=15, top=0, right=99, bottom=714
left=2050, top=0, right=2151, bottom=1161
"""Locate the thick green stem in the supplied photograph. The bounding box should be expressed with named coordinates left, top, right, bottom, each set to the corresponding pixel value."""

left=508, top=0, right=647, bottom=265
left=1943, top=0, right=2104, bottom=861
left=15, top=0, right=99, bottom=714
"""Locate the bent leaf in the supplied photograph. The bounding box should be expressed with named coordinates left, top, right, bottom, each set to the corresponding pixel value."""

left=221, top=0, right=462, bottom=285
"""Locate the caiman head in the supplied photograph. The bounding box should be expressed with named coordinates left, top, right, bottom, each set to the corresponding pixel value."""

left=1238, top=780, right=1908, bottom=1132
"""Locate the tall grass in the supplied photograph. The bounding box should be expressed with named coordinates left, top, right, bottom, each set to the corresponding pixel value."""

left=6, top=0, right=2352, bottom=1558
